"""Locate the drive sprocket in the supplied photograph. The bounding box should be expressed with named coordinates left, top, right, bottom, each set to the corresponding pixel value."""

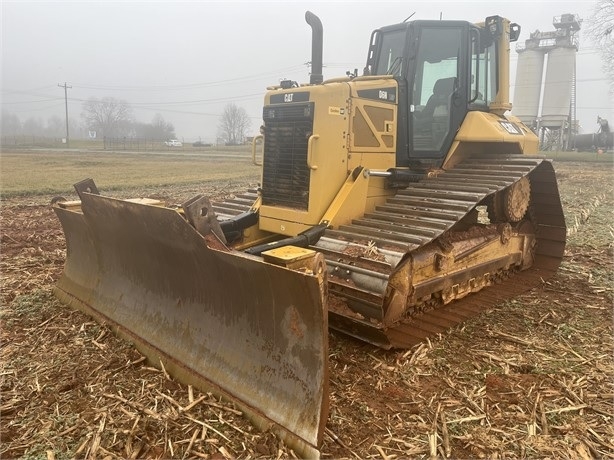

left=488, top=176, right=531, bottom=223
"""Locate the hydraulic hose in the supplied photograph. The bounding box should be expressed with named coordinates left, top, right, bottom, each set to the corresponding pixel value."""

left=245, top=224, right=328, bottom=256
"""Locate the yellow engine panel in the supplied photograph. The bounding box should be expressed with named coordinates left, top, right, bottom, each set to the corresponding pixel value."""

left=259, top=77, right=399, bottom=236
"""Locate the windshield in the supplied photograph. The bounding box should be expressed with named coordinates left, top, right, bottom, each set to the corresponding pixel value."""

left=373, top=29, right=406, bottom=76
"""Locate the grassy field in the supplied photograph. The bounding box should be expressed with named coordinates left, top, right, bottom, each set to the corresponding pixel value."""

left=0, top=148, right=261, bottom=198
left=545, top=150, right=614, bottom=163
left=1, top=147, right=611, bottom=199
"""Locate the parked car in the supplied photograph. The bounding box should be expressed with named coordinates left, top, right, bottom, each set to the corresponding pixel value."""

left=164, top=139, right=182, bottom=147
left=192, top=141, right=212, bottom=147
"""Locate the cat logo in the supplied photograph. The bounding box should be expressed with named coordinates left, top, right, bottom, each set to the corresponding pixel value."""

left=284, top=93, right=294, bottom=103
left=379, top=90, right=388, bottom=100
left=499, top=121, right=521, bottom=135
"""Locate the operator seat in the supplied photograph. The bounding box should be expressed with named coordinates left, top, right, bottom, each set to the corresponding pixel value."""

left=414, top=77, right=456, bottom=150
left=421, top=77, right=456, bottom=119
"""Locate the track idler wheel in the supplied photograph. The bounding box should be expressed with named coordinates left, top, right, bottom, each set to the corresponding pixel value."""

left=488, top=177, right=531, bottom=223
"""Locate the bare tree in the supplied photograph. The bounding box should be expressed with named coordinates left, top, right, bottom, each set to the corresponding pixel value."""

left=131, top=114, right=176, bottom=140
left=151, top=113, right=176, bottom=139
left=218, top=103, right=251, bottom=145
left=46, top=115, right=64, bottom=137
left=81, top=97, right=134, bottom=138
left=22, top=116, right=44, bottom=136
left=586, top=0, right=614, bottom=91
left=1, top=110, right=21, bottom=136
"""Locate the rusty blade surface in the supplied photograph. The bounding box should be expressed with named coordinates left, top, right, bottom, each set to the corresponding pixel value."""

left=53, top=193, right=328, bottom=458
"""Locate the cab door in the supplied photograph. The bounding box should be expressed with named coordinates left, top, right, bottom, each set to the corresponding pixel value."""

left=409, top=25, right=470, bottom=161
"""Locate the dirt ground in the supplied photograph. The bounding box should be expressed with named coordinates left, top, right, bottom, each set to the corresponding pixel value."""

left=1, top=160, right=613, bottom=459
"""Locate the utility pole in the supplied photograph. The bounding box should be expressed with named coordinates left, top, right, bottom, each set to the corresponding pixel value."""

left=58, top=82, right=72, bottom=148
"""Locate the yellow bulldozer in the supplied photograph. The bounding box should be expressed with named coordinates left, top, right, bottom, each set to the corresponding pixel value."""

left=53, top=12, right=565, bottom=458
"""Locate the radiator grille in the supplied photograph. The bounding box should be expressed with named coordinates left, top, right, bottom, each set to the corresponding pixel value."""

left=262, top=103, right=314, bottom=209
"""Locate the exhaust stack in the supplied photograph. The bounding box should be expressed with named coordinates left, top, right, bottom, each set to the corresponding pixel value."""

left=305, top=11, right=323, bottom=84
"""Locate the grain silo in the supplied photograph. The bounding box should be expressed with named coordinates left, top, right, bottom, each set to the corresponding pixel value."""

left=512, top=14, right=581, bottom=150
left=513, top=48, right=545, bottom=127
left=540, top=25, right=579, bottom=127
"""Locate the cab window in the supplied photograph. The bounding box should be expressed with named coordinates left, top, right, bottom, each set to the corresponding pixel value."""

left=373, top=29, right=406, bottom=76
left=471, top=38, right=497, bottom=105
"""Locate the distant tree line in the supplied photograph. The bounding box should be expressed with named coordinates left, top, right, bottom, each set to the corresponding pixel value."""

left=1, top=110, right=85, bottom=139
left=2, top=97, right=176, bottom=140
left=81, top=97, right=175, bottom=139
left=3, top=98, right=253, bottom=144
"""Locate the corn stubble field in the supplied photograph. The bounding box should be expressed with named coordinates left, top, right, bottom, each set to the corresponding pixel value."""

left=1, top=148, right=613, bottom=459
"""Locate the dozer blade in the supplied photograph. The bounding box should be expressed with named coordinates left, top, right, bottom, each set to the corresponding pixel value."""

left=53, top=192, right=328, bottom=458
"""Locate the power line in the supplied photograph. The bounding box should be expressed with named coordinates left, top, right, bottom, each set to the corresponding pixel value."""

left=1, top=97, right=62, bottom=104
left=3, top=102, right=65, bottom=113
left=69, top=64, right=309, bottom=91
left=126, top=92, right=264, bottom=106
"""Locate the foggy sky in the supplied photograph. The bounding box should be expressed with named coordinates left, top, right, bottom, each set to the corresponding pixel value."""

left=2, top=0, right=611, bottom=142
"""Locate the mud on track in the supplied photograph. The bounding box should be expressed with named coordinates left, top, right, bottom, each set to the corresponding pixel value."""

left=1, top=161, right=613, bottom=459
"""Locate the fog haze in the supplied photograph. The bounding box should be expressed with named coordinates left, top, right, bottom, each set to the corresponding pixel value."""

left=2, top=0, right=611, bottom=142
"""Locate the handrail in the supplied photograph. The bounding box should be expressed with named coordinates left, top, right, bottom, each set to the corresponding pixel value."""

left=307, top=134, right=319, bottom=170
left=251, top=134, right=263, bottom=166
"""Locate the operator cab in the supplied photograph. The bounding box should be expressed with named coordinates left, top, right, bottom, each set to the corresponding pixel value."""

left=364, top=16, right=518, bottom=168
